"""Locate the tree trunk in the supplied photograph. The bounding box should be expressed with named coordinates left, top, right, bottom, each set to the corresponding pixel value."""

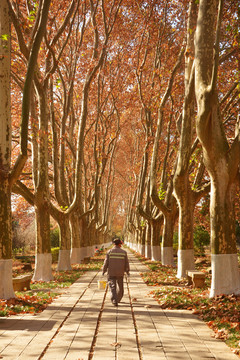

left=32, top=90, right=53, bottom=281
left=210, top=180, right=239, bottom=296
left=151, top=220, right=162, bottom=261
left=126, top=231, right=134, bottom=249
left=175, top=171, right=196, bottom=278
left=173, top=0, right=197, bottom=278
left=80, top=217, right=90, bottom=258
left=88, top=223, right=95, bottom=257
left=33, top=196, right=53, bottom=281
left=161, top=211, right=176, bottom=267
left=57, top=213, right=72, bottom=271
left=70, top=213, right=82, bottom=264
left=0, top=0, right=15, bottom=299
left=140, top=226, right=146, bottom=256
left=4, top=0, right=51, bottom=290
left=135, top=228, right=140, bottom=252
left=195, top=0, right=240, bottom=296
left=145, top=223, right=151, bottom=259
left=176, top=196, right=195, bottom=277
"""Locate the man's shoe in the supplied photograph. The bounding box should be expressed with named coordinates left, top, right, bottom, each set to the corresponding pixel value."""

left=112, top=300, right=118, bottom=306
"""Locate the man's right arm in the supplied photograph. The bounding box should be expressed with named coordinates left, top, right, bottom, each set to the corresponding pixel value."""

left=125, top=254, right=130, bottom=275
left=102, top=252, right=109, bottom=275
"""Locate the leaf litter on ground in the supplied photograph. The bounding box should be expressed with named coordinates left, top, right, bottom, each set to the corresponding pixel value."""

left=0, top=254, right=105, bottom=318
left=133, top=250, right=240, bottom=356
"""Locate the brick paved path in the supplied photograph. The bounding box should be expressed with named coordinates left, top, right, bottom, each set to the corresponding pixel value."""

left=0, top=251, right=238, bottom=360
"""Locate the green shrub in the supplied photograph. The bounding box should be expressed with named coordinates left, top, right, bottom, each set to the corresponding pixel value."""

left=50, top=228, right=59, bottom=248
left=193, top=225, right=210, bottom=254
left=51, top=247, right=59, bottom=263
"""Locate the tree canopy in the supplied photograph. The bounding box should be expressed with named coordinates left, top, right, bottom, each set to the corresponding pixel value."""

left=0, top=0, right=239, bottom=299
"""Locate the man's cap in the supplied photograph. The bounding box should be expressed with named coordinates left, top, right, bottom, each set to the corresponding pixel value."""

left=113, top=238, right=122, bottom=245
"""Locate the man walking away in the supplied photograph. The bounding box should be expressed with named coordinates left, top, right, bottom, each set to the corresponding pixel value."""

left=102, top=238, right=130, bottom=306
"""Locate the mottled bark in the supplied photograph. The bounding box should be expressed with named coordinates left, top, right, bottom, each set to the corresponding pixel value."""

left=32, top=89, right=52, bottom=281
left=150, top=219, right=163, bottom=261
left=161, top=203, right=177, bottom=266
left=32, top=190, right=53, bottom=281
left=0, top=42, right=11, bottom=259
left=57, top=213, right=72, bottom=271
left=0, top=180, right=11, bottom=259
left=145, top=223, right=151, bottom=258
left=9, top=0, right=51, bottom=186
left=0, top=0, right=51, bottom=294
left=0, top=0, right=14, bottom=299
left=70, top=213, right=82, bottom=264
left=140, top=226, right=146, bottom=256
left=173, top=0, right=199, bottom=277
left=80, top=217, right=90, bottom=256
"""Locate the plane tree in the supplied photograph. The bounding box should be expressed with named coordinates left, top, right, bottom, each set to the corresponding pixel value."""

left=194, top=0, right=240, bottom=296
left=173, top=0, right=211, bottom=278
left=0, top=0, right=51, bottom=298
left=12, top=0, right=123, bottom=275
left=10, top=0, right=80, bottom=279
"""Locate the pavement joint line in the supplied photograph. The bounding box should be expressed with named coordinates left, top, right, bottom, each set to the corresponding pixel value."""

left=133, top=255, right=197, bottom=359
left=131, top=259, right=168, bottom=358
left=115, top=300, right=118, bottom=359
left=37, top=270, right=100, bottom=360
left=128, top=252, right=200, bottom=360
left=0, top=283, right=95, bottom=357
left=62, top=285, right=97, bottom=359
left=88, top=282, right=109, bottom=360
left=126, top=272, right=143, bottom=360
left=162, top=306, right=205, bottom=358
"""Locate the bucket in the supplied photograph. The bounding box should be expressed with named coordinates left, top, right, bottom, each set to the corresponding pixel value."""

left=98, top=280, right=106, bottom=290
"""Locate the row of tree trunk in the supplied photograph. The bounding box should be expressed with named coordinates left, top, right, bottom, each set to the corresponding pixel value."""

left=124, top=0, right=240, bottom=298
left=0, top=0, right=121, bottom=299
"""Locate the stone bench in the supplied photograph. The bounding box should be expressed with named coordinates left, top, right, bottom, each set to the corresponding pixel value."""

left=13, top=274, right=32, bottom=291
left=186, top=270, right=205, bottom=288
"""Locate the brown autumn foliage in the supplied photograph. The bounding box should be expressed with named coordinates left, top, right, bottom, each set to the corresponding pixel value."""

left=9, top=0, right=239, bottom=239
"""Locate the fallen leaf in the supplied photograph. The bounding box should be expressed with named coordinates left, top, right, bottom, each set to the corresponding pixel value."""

left=192, top=309, right=200, bottom=315
left=111, top=342, right=121, bottom=348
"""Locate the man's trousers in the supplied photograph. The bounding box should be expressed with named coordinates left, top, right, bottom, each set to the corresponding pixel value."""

left=108, top=276, right=124, bottom=305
